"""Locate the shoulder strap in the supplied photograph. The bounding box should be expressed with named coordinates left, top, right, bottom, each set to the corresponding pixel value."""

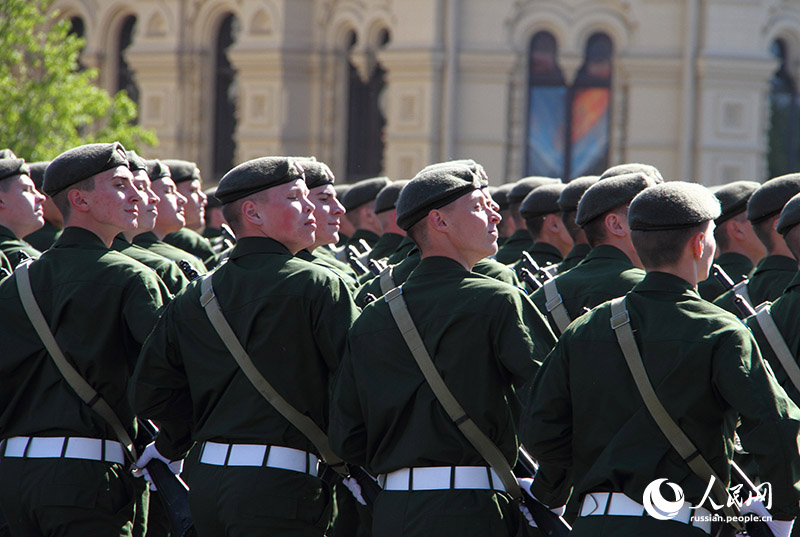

left=199, top=275, right=345, bottom=473
left=15, top=260, right=137, bottom=462
left=754, top=303, right=800, bottom=392
left=383, top=286, right=522, bottom=498
left=379, top=265, right=396, bottom=296
left=609, top=296, right=741, bottom=528
left=543, top=278, right=572, bottom=334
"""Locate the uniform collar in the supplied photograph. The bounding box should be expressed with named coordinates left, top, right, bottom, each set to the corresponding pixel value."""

left=229, top=236, right=292, bottom=260
left=52, top=227, right=109, bottom=250
left=632, top=271, right=699, bottom=299
left=0, top=224, right=19, bottom=241
left=583, top=244, right=634, bottom=264
left=295, top=248, right=314, bottom=261
left=409, top=256, right=471, bottom=278
left=529, top=241, right=562, bottom=259
left=563, top=242, right=591, bottom=262
left=505, top=229, right=532, bottom=245
left=753, top=254, right=797, bottom=273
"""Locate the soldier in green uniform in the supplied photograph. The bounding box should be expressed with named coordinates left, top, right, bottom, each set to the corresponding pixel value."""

left=528, top=173, right=652, bottom=335
left=714, top=174, right=800, bottom=316
left=329, top=164, right=556, bottom=537
left=332, top=184, right=355, bottom=248
left=516, top=183, right=573, bottom=270
left=369, top=181, right=409, bottom=262
left=555, top=176, right=598, bottom=272
left=697, top=181, right=764, bottom=301
left=0, top=142, right=170, bottom=537
left=133, top=160, right=207, bottom=277
left=161, top=159, right=217, bottom=266
left=132, top=156, right=359, bottom=537
left=342, top=176, right=392, bottom=250
left=0, top=159, right=45, bottom=267
left=489, top=183, right=517, bottom=247
left=521, top=181, right=800, bottom=537
left=494, top=176, right=560, bottom=265
left=23, top=161, right=63, bottom=252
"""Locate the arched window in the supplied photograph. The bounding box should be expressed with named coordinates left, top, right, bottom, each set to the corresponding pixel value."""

left=213, top=14, right=239, bottom=180
left=526, top=32, right=613, bottom=179
left=69, top=16, right=85, bottom=70
left=117, top=16, right=139, bottom=108
left=768, top=39, right=799, bottom=177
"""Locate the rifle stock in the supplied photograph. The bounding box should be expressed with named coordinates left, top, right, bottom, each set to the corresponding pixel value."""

left=516, top=447, right=572, bottom=537
left=711, top=264, right=756, bottom=317
left=318, top=462, right=381, bottom=510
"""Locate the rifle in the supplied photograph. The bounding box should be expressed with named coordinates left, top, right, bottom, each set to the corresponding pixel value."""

left=516, top=447, right=572, bottom=537
left=135, top=419, right=197, bottom=537
left=711, top=264, right=756, bottom=318
left=177, top=260, right=201, bottom=282
left=519, top=267, right=543, bottom=290
left=519, top=252, right=556, bottom=288
left=368, top=258, right=387, bottom=276
left=346, top=245, right=370, bottom=275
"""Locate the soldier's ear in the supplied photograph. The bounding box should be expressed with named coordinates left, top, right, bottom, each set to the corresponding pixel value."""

left=241, top=199, right=262, bottom=226
left=67, top=188, right=91, bottom=213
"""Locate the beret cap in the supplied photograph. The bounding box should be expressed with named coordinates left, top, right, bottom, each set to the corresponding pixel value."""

left=420, top=159, right=489, bottom=186
left=746, top=174, right=800, bottom=224
left=491, top=183, right=515, bottom=212
left=396, top=166, right=484, bottom=230
left=341, top=176, right=391, bottom=211
left=628, top=181, right=720, bottom=231
left=334, top=183, right=352, bottom=199
left=0, top=158, right=30, bottom=182
left=777, top=193, right=800, bottom=235
left=576, top=172, right=657, bottom=227
left=216, top=156, right=306, bottom=204
left=161, top=159, right=201, bottom=184
left=126, top=150, right=148, bottom=172
left=296, top=159, right=335, bottom=190
left=520, top=183, right=567, bottom=219
left=375, top=180, right=410, bottom=214
left=43, top=142, right=129, bottom=196
left=146, top=159, right=172, bottom=181
left=600, top=163, right=664, bottom=183
left=507, top=176, right=561, bottom=204
left=27, top=161, right=50, bottom=189
left=204, top=186, right=221, bottom=209
left=558, top=175, right=599, bottom=212
left=0, top=149, right=17, bottom=159
left=711, top=180, right=760, bottom=225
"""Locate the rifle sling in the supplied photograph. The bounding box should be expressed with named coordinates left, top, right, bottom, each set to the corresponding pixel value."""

left=543, top=278, right=572, bottom=334
left=15, top=260, right=137, bottom=463
left=199, top=274, right=346, bottom=474
left=609, top=296, right=742, bottom=529
left=754, top=303, right=800, bottom=393
left=383, top=285, right=522, bottom=499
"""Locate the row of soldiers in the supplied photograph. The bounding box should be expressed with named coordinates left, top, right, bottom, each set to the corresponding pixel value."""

left=0, top=141, right=800, bottom=537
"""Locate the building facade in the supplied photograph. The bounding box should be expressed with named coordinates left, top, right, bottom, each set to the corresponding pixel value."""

left=52, top=0, right=800, bottom=186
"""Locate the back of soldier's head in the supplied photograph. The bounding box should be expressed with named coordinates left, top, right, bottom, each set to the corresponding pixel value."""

left=747, top=174, right=800, bottom=253
left=776, top=192, right=800, bottom=261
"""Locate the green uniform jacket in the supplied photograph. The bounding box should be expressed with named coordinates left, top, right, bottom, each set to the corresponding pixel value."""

left=0, top=227, right=169, bottom=442
left=368, top=232, right=404, bottom=262
left=521, top=272, right=800, bottom=519
left=133, top=231, right=208, bottom=277
left=329, top=256, right=556, bottom=473
left=349, top=229, right=380, bottom=250
left=296, top=248, right=360, bottom=296
left=746, top=271, right=800, bottom=405
left=311, top=247, right=360, bottom=280
left=697, top=252, right=754, bottom=302
left=386, top=236, right=416, bottom=265
left=713, top=254, right=796, bottom=316
left=112, top=234, right=189, bottom=296
left=24, top=221, right=62, bottom=252
left=525, top=241, right=563, bottom=268
left=494, top=229, right=532, bottom=265
left=0, top=224, right=41, bottom=268
left=163, top=227, right=217, bottom=268
left=558, top=243, right=591, bottom=273
left=529, top=245, right=645, bottom=331
left=132, top=237, right=360, bottom=461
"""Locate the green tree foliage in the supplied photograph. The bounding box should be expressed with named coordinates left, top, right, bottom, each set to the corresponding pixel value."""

left=0, top=0, right=158, bottom=161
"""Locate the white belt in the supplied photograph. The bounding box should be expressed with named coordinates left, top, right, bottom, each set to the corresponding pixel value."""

left=581, top=492, right=713, bottom=534
left=2, top=436, right=125, bottom=465
left=199, top=441, right=319, bottom=477
left=380, top=466, right=506, bottom=492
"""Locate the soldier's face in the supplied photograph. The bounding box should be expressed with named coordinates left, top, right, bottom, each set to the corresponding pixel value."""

left=177, top=178, right=206, bottom=229
left=0, top=174, right=45, bottom=238
left=152, top=177, right=187, bottom=234
left=132, top=170, right=159, bottom=232
left=257, top=179, right=316, bottom=254
left=441, top=188, right=501, bottom=264
left=309, top=183, right=344, bottom=248
left=82, top=165, right=141, bottom=234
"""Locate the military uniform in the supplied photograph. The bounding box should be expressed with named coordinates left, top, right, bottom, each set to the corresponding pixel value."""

left=696, top=252, right=753, bottom=302
left=494, top=229, right=532, bottom=265
left=0, top=224, right=40, bottom=267
left=557, top=243, right=591, bottom=272
left=0, top=227, right=170, bottom=536
left=111, top=234, right=189, bottom=296
left=368, top=232, right=404, bottom=262
left=133, top=231, right=208, bottom=276
left=24, top=220, right=61, bottom=252
left=386, top=236, right=416, bottom=264
left=163, top=227, right=216, bottom=269
left=296, top=248, right=360, bottom=295
left=349, top=229, right=380, bottom=250
left=713, top=254, right=796, bottom=315
left=514, top=241, right=562, bottom=272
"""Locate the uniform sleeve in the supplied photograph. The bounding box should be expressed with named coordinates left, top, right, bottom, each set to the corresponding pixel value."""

left=122, top=271, right=170, bottom=345
left=328, top=335, right=368, bottom=466
left=311, top=275, right=360, bottom=374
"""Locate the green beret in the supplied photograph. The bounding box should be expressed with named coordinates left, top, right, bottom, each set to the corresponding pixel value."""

left=491, top=183, right=515, bottom=212
left=628, top=181, right=720, bottom=231
left=296, top=159, right=335, bottom=190
left=146, top=159, right=172, bottom=181
left=0, top=149, right=17, bottom=159
left=396, top=167, right=485, bottom=230
left=558, top=175, right=599, bottom=212
left=520, top=183, right=566, bottom=219
left=507, top=176, right=561, bottom=204
left=126, top=150, right=148, bottom=172
left=0, top=158, right=30, bottom=182
left=216, top=156, right=306, bottom=204
left=777, top=193, right=800, bottom=235
left=420, top=159, right=489, bottom=185
left=576, top=172, right=657, bottom=227
left=375, top=180, right=410, bottom=214
left=43, top=142, right=129, bottom=196
left=711, top=180, right=760, bottom=224
left=342, top=176, right=391, bottom=211
left=600, top=163, right=664, bottom=183
left=27, top=161, right=50, bottom=190
left=162, top=159, right=201, bottom=184
left=746, top=174, right=800, bottom=224
left=204, top=186, right=221, bottom=209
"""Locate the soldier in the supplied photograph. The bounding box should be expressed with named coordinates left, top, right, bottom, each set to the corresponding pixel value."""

left=342, top=176, right=392, bottom=250
left=201, top=187, right=226, bottom=241
left=0, top=142, right=170, bottom=536
left=555, top=176, right=598, bottom=272
left=161, top=159, right=217, bottom=266
left=528, top=173, right=652, bottom=335
left=521, top=182, right=800, bottom=537
left=0, top=158, right=44, bottom=266
left=132, top=156, right=359, bottom=537
left=516, top=183, right=573, bottom=269
left=330, top=164, right=556, bottom=537
left=489, top=182, right=517, bottom=247
left=23, top=161, right=63, bottom=252
left=714, top=174, right=800, bottom=316
left=494, top=176, right=560, bottom=265
left=133, top=160, right=207, bottom=277
left=368, top=180, right=409, bottom=262
left=332, top=184, right=355, bottom=247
